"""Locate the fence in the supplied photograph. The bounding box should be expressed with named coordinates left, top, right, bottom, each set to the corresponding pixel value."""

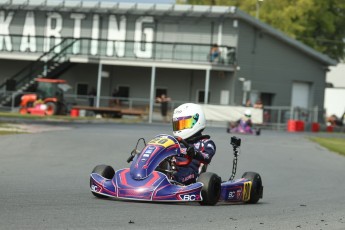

left=0, top=91, right=328, bottom=130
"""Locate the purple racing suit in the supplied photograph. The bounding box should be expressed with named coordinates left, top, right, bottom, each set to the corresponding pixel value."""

left=231, top=119, right=254, bottom=134
left=173, top=135, right=216, bottom=185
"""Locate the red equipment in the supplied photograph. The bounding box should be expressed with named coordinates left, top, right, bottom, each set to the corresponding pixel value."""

left=19, top=78, right=70, bottom=116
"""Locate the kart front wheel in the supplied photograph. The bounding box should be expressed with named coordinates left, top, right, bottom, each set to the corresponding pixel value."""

left=197, top=172, right=221, bottom=206
left=90, top=164, right=115, bottom=198
left=242, top=171, right=263, bottom=204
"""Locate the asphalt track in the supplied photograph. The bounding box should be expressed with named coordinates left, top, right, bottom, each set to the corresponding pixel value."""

left=1, top=122, right=345, bottom=230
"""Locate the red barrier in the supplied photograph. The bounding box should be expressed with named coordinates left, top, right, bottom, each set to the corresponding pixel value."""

left=287, top=120, right=305, bottom=132
left=287, top=120, right=297, bottom=132
left=311, top=122, right=320, bottom=132
left=70, top=109, right=79, bottom=117
left=326, top=126, right=333, bottom=132
left=296, top=120, right=305, bottom=131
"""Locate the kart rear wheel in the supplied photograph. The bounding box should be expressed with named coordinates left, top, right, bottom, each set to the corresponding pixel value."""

left=197, top=172, right=221, bottom=206
left=90, top=164, right=115, bottom=198
left=242, top=171, right=263, bottom=204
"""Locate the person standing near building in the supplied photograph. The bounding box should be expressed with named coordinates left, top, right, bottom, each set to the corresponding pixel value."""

left=209, top=44, right=221, bottom=63
left=88, top=87, right=97, bottom=107
left=156, top=94, right=171, bottom=122
left=111, top=88, right=121, bottom=107
left=254, top=99, right=263, bottom=109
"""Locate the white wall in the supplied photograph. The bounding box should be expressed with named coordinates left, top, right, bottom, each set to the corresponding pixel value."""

left=325, top=63, right=345, bottom=117
left=324, top=88, right=345, bottom=117
left=327, top=63, right=345, bottom=87
left=201, top=105, right=263, bottom=124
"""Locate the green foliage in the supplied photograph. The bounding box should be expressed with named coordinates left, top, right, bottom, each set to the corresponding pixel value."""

left=184, top=0, right=345, bottom=61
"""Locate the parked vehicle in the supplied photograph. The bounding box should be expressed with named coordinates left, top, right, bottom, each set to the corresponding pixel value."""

left=19, top=78, right=70, bottom=115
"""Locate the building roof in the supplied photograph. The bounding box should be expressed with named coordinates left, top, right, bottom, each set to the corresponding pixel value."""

left=0, top=0, right=337, bottom=66
left=234, top=10, right=337, bottom=66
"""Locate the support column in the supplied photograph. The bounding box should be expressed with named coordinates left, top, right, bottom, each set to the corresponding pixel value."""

left=96, top=62, right=102, bottom=108
left=204, top=68, right=210, bottom=104
left=148, top=66, right=156, bottom=123
left=217, top=20, right=223, bottom=46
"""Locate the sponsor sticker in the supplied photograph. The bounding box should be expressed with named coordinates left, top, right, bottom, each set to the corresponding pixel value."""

left=179, top=194, right=200, bottom=201
left=228, top=191, right=236, bottom=199
left=148, top=136, right=174, bottom=147
left=91, top=184, right=101, bottom=192
left=242, top=181, right=252, bottom=201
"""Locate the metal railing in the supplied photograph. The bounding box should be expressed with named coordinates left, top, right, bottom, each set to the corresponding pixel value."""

left=0, top=35, right=237, bottom=66
left=261, top=106, right=323, bottom=130
left=0, top=38, right=77, bottom=107
left=0, top=38, right=77, bottom=92
left=0, top=91, right=329, bottom=129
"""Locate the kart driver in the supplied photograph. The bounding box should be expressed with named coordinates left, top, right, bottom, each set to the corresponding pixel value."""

left=237, top=109, right=254, bottom=129
left=228, top=109, right=260, bottom=135
left=172, top=103, right=216, bottom=185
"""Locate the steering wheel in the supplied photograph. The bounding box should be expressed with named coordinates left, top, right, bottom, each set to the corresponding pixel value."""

left=175, top=137, right=192, bottom=167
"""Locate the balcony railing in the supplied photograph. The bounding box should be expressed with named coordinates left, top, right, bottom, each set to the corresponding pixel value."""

left=0, top=35, right=236, bottom=66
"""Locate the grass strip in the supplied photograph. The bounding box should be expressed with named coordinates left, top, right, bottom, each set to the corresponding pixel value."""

left=309, top=137, right=345, bottom=157
left=0, top=130, right=26, bottom=135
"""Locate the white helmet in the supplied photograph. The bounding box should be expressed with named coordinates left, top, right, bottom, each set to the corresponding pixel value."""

left=244, top=109, right=252, bottom=118
left=172, top=103, right=206, bottom=139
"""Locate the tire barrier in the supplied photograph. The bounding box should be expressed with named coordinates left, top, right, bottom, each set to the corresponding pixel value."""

left=287, top=120, right=305, bottom=132
left=287, top=119, right=344, bottom=133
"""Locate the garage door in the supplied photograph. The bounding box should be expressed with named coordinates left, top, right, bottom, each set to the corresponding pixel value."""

left=291, top=82, right=310, bottom=108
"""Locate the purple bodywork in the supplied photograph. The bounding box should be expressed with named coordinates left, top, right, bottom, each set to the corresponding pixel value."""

left=90, top=134, right=252, bottom=203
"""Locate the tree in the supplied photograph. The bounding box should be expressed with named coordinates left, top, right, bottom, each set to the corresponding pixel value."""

left=183, top=0, right=345, bottom=61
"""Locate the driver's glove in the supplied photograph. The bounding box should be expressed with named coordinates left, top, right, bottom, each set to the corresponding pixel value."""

left=186, top=146, right=196, bottom=158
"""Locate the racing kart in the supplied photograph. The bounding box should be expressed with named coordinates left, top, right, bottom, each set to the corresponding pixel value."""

left=90, top=134, right=263, bottom=205
left=227, top=120, right=261, bottom=136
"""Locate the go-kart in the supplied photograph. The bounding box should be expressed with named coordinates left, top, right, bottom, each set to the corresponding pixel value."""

left=90, top=134, right=263, bottom=205
left=227, top=120, right=261, bottom=136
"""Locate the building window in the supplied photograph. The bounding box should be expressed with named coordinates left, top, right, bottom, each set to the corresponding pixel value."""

left=197, top=90, right=210, bottom=103
left=118, top=86, right=130, bottom=98
left=76, top=83, right=88, bottom=96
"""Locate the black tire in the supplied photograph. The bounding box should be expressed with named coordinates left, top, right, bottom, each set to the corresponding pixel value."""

left=197, top=172, right=221, bottom=206
left=57, top=102, right=67, bottom=115
left=90, top=164, right=115, bottom=198
left=255, top=128, right=261, bottom=136
left=242, top=171, right=263, bottom=204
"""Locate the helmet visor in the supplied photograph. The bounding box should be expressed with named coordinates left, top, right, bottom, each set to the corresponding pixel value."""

left=172, top=114, right=199, bottom=132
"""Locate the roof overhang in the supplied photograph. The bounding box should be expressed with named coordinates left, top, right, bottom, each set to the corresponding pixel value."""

left=0, top=0, right=236, bottom=17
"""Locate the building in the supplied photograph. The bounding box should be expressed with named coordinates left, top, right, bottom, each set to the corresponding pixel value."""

left=325, top=63, right=345, bottom=119
left=0, top=1, right=337, bottom=123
